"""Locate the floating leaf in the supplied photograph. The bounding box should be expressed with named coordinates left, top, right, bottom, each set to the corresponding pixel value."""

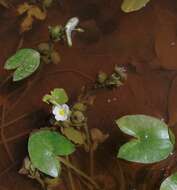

left=17, top=3, right=46, bottom=32
left=61, top=127, right=86, bottom=145
left=160, top=172, right=177, bottom=190
left=43, top=88, right=69, bottom=105
left=116, top=115, right=174, bottom=163
left=28, top=130, right=75, bottom=177
left=121, top=0, right=151, bottom=13
left=4, top=48, right=40, bottom=81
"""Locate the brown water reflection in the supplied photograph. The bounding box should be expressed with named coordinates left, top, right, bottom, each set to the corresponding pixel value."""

left=1, top=0, right=177, bottom=189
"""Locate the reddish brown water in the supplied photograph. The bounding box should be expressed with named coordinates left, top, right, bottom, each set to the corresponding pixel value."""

left=1, top=0, right=177, bottom=189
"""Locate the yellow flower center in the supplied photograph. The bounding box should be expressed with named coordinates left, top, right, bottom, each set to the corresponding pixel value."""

left=59, top=109, right=65, bottom=116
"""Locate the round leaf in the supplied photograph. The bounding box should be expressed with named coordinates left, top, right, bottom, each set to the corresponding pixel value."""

left=28, top=130, right=75, bottom=177
left=160, top=172, right=177, bottom=190
left=116, top=115, right=174, bottom=163
left=121, top=0, right=151, bottom=13
left=4, top=48, right=40, bottom=81
left=51, top=88, right=69, bottom=104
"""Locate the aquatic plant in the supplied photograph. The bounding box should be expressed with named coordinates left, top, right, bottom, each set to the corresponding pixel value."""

left=116, top=114, right=176, bottom=189
left=19, top=88, right=105, bottom=189
left=4, top=48, right=41, bottom=81
left=3, top=17, right=83, bottom=82
left=121, top=0, right=151, bottom=13
left=19, top=65, right=127, bottom=189
left=160, top=172, right=177, bottom=190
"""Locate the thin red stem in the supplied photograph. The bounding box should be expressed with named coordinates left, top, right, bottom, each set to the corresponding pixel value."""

left=0, top=130, right=31, bottom=145
left=0, top=104, right=15, bottom=163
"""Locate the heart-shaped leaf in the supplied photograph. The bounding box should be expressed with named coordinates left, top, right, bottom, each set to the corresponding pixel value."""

left=116, top=115, right=174, bottom=163
left=121, top=0, right=151, bottom=13
left=160, top=172, right=177, bottom=190
left=28, top=130, right=75, bottom=177
left=4, top=48, right=40, bottom=81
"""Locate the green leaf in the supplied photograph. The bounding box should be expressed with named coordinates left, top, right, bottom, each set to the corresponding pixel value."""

left=4, top=48, right=40, bottom=81
left=61, top=127, right=86, bottom=145
left=42, top=95, right=52, bottom=104
left=116, top=115, right=174, bottom=163
left=121, top=0, right=151, bottom=13
left=160, top=172, right=177, bottom=190
left=43, top=88, right=69, bottom=105
left=51, top=88, right=68, bottom=104
left=28, top=130, right=75, bottom=177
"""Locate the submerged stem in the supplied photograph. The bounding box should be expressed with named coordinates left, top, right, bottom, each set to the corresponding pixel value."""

left=66, top=156, right=76, bottom=190
left=58, top=157, right=100, bottom=190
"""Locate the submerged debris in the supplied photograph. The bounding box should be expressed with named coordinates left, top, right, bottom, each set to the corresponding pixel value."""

left=48, top=17, right=84, bottom=46
left=95, top=65, right=127, bottom=89
left=65, top=17, right=84, bottom=47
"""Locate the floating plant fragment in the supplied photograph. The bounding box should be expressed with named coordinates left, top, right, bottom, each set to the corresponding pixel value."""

left=65, top=17, right=84, bottom=47
left=4, top=48, right=40, bottom=81
left=17, top=2, right=46, bottom=33
left=96, top=65, right=127, bottom=89
left=48, top=25, right=65, bottom=42
left=48, top=17, right=83, bottom=46
left=116, top=115, right=174, bottom=163
left=121, top=0, right=151, bottom=13
left=160, top=172, right=177, bottom=190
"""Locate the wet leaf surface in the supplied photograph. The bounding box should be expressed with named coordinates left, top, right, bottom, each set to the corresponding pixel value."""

left=121, top=0, right=151, bottom=13
left=116, top=115, right=174, bottom=163
left=4, top=48, right=40, bottom=81
left=160, top=172, right=177, bottom=190
left=28, top=130, right=75, bottom=177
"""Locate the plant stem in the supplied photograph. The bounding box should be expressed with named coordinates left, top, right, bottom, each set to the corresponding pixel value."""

left=66, top=156, right=76, bottom=190
left=84, top=123, right=95, bottom=190
left=0, top=104, right=15, bottom=163
left=84, top=123, right=91, bottom=149
left=58, top=157, right=100, bottom=190
left=0, top=130, right=31, bottom=145
left=90, top=147, right=94, bottom=178
left=2, top=112, right=30, bottom=129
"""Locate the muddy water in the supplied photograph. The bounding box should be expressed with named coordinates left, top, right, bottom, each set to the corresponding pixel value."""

left=1, top=0, right=177, bottom=189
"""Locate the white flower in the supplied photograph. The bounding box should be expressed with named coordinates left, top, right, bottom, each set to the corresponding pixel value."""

left=52, top=104, right=70, bottom=121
